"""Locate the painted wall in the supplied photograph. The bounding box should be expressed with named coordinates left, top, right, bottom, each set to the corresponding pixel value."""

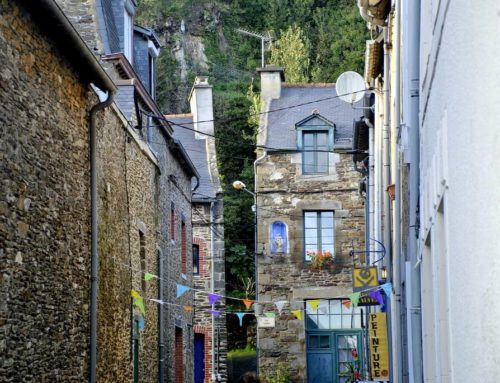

left=419, top=1, right=500, bottom=381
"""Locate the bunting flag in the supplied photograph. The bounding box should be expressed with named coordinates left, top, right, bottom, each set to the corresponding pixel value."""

left=243, top=299, right=254, bottom=310
left=236, top=312, right=246, bottom=326
left=144, top=273, right=156, bottom=281
left=275, top=300, right=287, bottom=315
left=133, top=297, right=146, bottom=316
left=138, top=315, right=145, bottom=331
left=369, top=290, right=385, bottom=306
left=291, top=310, right=302, bottom=320
left=348, top=292, right=361, bottom=307
left=131, top=289, right=141, bottom=300
left=209, top=309, right=221, bottom=316
left=183, top=306, right=193, bottom=311
left=149, top=299, right=164, bottom=305
left=308, top=300, right=321, bottom=312
left=176, top=284, right=190, bottom=298
left=264, top=312, right=276, bottom=318
left=342, top=300, right=352, bottom=309
left=381, top=282, right=393, bottom=297
left=208, top=293, right=222, bottom=305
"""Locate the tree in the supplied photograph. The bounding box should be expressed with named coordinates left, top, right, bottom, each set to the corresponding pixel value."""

left=270, top=25, right=310, bottom=83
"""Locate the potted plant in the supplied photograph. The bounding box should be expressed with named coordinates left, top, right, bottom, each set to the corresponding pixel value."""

left=307, top=250, right=334, bottom=270
left=338, top=348, right=362, bottom=382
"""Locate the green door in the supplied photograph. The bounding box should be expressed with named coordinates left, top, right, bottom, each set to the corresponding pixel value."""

left=306, top=330, right=363, bottom=383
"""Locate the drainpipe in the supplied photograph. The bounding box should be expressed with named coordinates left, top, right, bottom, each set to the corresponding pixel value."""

left=253, top=150, right=266, bottom=373
left=365, top=118, right=375, bottom=261
left=89, top=90, right=114, bottom=383
left=157, top=246, right=165, bottom=383
left=382, top=25, right=395, bottom=383
left=392, top=1, right=403, bottom=382
left=210, top=201, right=217, bottom=382
left=405, top=0, right=423, bottom=380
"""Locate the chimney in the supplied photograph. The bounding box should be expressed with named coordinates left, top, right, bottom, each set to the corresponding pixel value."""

left=257, top=65, right=285, bottom=101
left=189, top=76, right=214, bottom=139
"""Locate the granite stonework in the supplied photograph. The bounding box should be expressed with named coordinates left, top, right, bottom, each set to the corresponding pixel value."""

left=255, top=68, right=365, bottom=382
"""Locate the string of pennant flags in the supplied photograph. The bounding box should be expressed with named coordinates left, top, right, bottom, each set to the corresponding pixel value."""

left=115, top=256, right=393, bottom=329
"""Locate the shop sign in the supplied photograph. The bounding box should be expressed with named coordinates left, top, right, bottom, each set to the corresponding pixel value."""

left=369, top=312, right=390, bottom=381
left=353, top=267, right=378, bottom=292
left=257, top=317, right=275, bottom=328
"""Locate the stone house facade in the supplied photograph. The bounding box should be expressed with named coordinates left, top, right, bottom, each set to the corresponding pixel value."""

left=1, top=0, right=202, bottom=382
left=254, top=67, right=366, bottom=382
left=169, top=77, right=227, bottom=383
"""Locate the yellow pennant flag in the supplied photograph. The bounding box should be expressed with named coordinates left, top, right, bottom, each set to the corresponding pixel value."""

left=308, top=299, right=321, bottom=312
left=131, top=289, right=141, bottom=299
left=291, top=310, right=302, bottom=320
left=133, top=297, right=146, bottom=316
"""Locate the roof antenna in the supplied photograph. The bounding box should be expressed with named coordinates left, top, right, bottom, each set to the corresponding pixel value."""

left=235, top=28, right=275, bottom=68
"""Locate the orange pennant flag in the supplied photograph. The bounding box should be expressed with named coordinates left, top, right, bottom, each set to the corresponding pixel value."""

left=342, top=300, right=352, bottom=309
left=183, top=306, right=193, bottom=311
left=243, top=299, right=254, bottom=310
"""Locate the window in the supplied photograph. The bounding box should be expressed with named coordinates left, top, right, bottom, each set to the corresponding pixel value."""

left=123, top=7, right=133, bottom=62
left=304, top=211, right=334, bottom=261
left=170, top=203, right=175, bottom=241
left=148, top=53, right=155, bottom=97
left=303, top=131, right=329, bottom=174
left=193, top=244, right=200, bottom=275
left=306, top=299, right=363, bottom=330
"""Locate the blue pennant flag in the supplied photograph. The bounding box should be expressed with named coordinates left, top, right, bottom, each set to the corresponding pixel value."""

left=176, top=284, right=190, bottom=298
left=381, top=282, right=393, bottom=297
left=236, top=312, right=246, bottom=327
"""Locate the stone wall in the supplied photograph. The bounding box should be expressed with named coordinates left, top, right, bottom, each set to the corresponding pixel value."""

left=255, top=151, right=365, bottom=381
left=95, top=103, right=160, bottom=382
left=0, top=1, right=94, bottom=380
left=192, top=198, right=228, bottom=382
left=149, top=126, right=196, bottom=383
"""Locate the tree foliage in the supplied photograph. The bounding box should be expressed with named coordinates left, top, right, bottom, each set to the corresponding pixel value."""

left=270, top=24, right=310, bottom=83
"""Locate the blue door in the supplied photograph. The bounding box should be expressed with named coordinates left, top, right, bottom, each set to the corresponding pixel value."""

left=307, top=330, right=363, bottom=383
left=194, top=334, right=205, bottom=383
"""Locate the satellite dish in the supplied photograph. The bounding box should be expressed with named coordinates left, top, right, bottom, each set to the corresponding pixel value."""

left=336, top=71, right=366, bottom=103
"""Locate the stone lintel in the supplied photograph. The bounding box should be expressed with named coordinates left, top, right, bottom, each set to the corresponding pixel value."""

left=292, top=285, right=351, bottom=300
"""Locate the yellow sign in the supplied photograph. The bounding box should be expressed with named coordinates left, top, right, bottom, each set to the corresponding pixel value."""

left=369, top=312, right=390, bottom=381
left=353, top=267, right=378, bottom=291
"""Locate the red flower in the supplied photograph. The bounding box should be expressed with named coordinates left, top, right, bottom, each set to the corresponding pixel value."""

left=351, top=348, right=358, bottom=358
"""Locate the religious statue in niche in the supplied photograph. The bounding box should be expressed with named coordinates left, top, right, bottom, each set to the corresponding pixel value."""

left=270, top=221, right=288, bottom=254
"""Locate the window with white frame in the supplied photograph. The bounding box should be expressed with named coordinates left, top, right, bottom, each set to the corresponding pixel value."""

left=123, top=8, right=133, bottom=62
left=304, top=211, right=335, bottom=261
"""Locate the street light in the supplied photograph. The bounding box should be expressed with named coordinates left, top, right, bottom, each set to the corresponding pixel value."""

left=232, top=180, right=259, bottom=367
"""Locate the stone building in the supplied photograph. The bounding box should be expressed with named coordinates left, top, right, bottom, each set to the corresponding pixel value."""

left=1, top=0, right=202, bottom=382
left=169, top=76, right=227, bottom=383
left=254, top=67, right=366, bottom=382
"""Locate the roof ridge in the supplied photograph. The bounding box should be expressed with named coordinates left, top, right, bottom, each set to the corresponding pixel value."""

left=282, top=83, right=336, bottom=88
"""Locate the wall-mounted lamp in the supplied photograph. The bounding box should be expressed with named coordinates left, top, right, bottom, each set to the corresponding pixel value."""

left=380, top=266, right=387, bottom=282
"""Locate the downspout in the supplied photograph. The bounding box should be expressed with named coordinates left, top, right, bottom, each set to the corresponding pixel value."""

left=382, top=25, right=395, bottom=383
left=157, top=246, right=165, bottom=383
left=365, top=118, right=375, bottom=261
left=392, top=2, right=403, bottom=382
left=210, top=201, right=217, bottom=382
left=253, top=149, right=266, bottom=373
left=406, top=0, right=423, bottom=380
left=89, top=90, right=114, bottom=383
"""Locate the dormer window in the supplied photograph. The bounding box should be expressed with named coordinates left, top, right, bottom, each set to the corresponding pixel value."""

left=296, top=113, right=335, bottom=174
left=123, top=1, right=135, bottom=62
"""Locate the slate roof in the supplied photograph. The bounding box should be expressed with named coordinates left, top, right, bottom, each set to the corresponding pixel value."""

left=169, top=115, right=217, bottom=200
left=115, top=85, right=135, bottom=121
left=265, top=84, right=364, bottom=150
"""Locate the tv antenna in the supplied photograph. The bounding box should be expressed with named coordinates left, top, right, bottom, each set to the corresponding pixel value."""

left=235, top=28, right=275, bottom=68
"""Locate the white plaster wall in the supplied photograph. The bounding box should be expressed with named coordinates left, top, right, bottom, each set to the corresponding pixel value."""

left=420, top=1, right=500, bottom=381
